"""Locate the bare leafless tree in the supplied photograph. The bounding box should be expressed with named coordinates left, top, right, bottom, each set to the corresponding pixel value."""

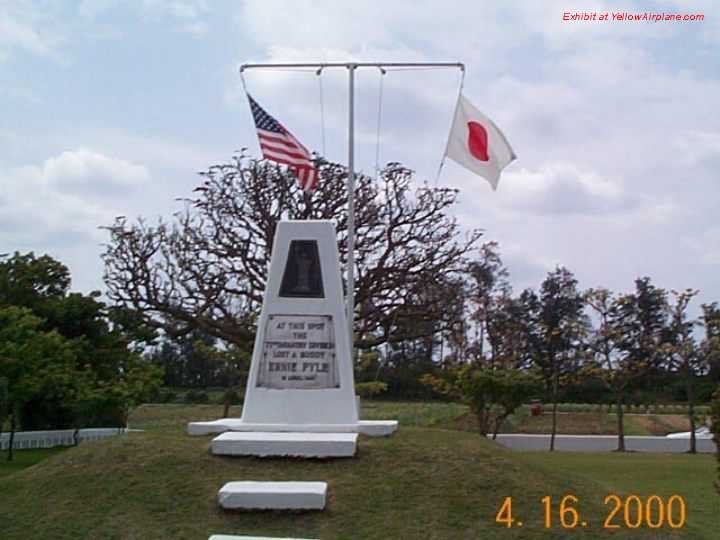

left=102, top=155, right=482, bottom=351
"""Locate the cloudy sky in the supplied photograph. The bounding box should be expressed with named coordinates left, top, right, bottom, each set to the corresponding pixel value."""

left=1, top=0, right=718, bottom=312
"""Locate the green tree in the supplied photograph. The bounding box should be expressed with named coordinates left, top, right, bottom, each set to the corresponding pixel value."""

left=0, top=252, right=70, bottom=311
left=522, top=267, right=588, bottom=451
left=703, top=306, right=720, bottom=491
left=485, top=292, right=531, bottom=370
left=585, top=288, right=639, bottom=451
left=666, top=289, right=706, bottom=454
left=0, top=306, right=80, bottom=460
left=712, top=387, right=720, bottom=494
left=617, top=277, right=669, bottom=397
left=701, top=303, right=720, bottom=385
left=192, top=340, right=249, bottom=417
left=0, top=376, right=8, bottom=442
left=585, top=279, right=669, bottom=451
left=0, top=252, right=162, bottom=432
left=423, top=365, right=541, bottom=439
left=467, top=241, right=511, bottom=364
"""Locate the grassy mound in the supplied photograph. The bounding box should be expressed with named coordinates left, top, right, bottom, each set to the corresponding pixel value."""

left=0, top=405, right=699, bottom=539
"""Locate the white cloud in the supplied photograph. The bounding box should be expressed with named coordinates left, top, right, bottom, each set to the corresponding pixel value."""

left=2, top=0, right=718, bottom=306
left=42, top=148, right=150, bottom=191
left=684, top=226, right=720, bottom=266
left=0, top=149, right=150, bottom=245
left=140, top=0, right=210, bottom=36
left=0, top=1, right=65, bottom=61
left=497, top=162, right=628, bottom=216
left=77, top=0, right=117, bottom=19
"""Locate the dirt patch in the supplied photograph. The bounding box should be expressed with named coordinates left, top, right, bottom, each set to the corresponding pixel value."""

left=512, top=412, right=620, bottom=434
left=435, top=411, right=697, bottom=436
left=629, top=414, right=691, bottom=435
left=436, top=412, right=480, bottom=433
left=436, top=411, right=619, bottom=435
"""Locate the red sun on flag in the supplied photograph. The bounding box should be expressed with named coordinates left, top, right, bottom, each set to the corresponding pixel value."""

left=467, top=121, right=489, bottom=161
left=445, top=94, right=516, bottom=190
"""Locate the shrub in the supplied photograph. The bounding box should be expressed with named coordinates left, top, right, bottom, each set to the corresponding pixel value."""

left=218, top=389, right=242, bottom=405
left=156, top=389, right=177, bottom=403
left=355, top=381, right=389, bottom=399
left=421, top=366, right=541, bottom=437
left=184, top=390, right=209, bottom=404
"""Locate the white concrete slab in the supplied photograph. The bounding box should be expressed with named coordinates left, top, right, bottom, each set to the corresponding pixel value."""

left=212, top=431, right=357, bottom=458
left=188, top=419, right=242, bottom=436
left=208, top=534, right=313, bottom=540
left=217, top=481, right=327, bottom=510
left=189, top=419, right=397, bottom=437
left=358, top=420, right=398, bottom=437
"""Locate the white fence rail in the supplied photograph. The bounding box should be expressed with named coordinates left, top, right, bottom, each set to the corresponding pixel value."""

left=0, top=428, right=130, bottom=450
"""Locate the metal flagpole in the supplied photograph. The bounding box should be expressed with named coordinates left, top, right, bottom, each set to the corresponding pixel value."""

left=239, top=61, right=464, bottom=363
left=346, top=63, right=357, bottom=359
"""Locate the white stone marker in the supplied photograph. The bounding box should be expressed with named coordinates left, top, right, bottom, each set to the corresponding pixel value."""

left=212, top=431, right=357, bottom=458
left=241, top=221, right=357, bottom=427
left=187, top=221, right=397, bottom=440
left=217, top=481, right=327, bottom=510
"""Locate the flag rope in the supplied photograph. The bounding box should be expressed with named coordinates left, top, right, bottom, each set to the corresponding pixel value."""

left=316, top=67, right=327, bottom=158
left=239, top=70, right=248, bottom=93
left=374, top=67, right=386, bottom=181
left=435, top=67, right=466, bottom=186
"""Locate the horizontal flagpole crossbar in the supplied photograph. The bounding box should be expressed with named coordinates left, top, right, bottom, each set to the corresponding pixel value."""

left=240, top=62, right=464, bottom=72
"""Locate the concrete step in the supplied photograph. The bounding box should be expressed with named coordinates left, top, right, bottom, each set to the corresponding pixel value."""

left=210, top=536, right=317, bottom=540
left=217, top=481, right=327, bottom=510
left=212, top=431, right=357, bottom=458
left=188, top=419, right=397, bottom=437
left=358, top=420, right=397, bottom=437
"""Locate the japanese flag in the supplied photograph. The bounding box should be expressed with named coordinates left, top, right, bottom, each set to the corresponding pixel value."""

left=445, top=94, right=516, bottom=190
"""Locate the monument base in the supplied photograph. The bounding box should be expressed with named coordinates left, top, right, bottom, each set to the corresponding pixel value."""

left=218, top=481, right=327, bottom=510
left=212, top=431, right=357, bottom=458
left=188, top=419, right=398, bottom=437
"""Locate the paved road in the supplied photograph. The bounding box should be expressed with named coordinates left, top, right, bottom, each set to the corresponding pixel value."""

left=491, top=434, right=716, bottom=453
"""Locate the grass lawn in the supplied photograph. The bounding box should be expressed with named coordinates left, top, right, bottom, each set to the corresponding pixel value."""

left=519, top=452, right=718, bottom=540
left=0, top=447, right=67, bottom=478
left=0, top=402, right=715, bottom=539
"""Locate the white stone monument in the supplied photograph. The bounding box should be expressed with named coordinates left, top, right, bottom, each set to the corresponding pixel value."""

left=188, top=221, right=397, bottom=445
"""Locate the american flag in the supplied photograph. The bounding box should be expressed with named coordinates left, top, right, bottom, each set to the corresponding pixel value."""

left=247, top=93, right=318, bottom=192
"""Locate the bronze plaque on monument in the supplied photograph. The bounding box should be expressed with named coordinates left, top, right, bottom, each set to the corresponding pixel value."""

left=279, top=240, right=324, bottom=298
left=257, top=314, right=338, bottom=389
